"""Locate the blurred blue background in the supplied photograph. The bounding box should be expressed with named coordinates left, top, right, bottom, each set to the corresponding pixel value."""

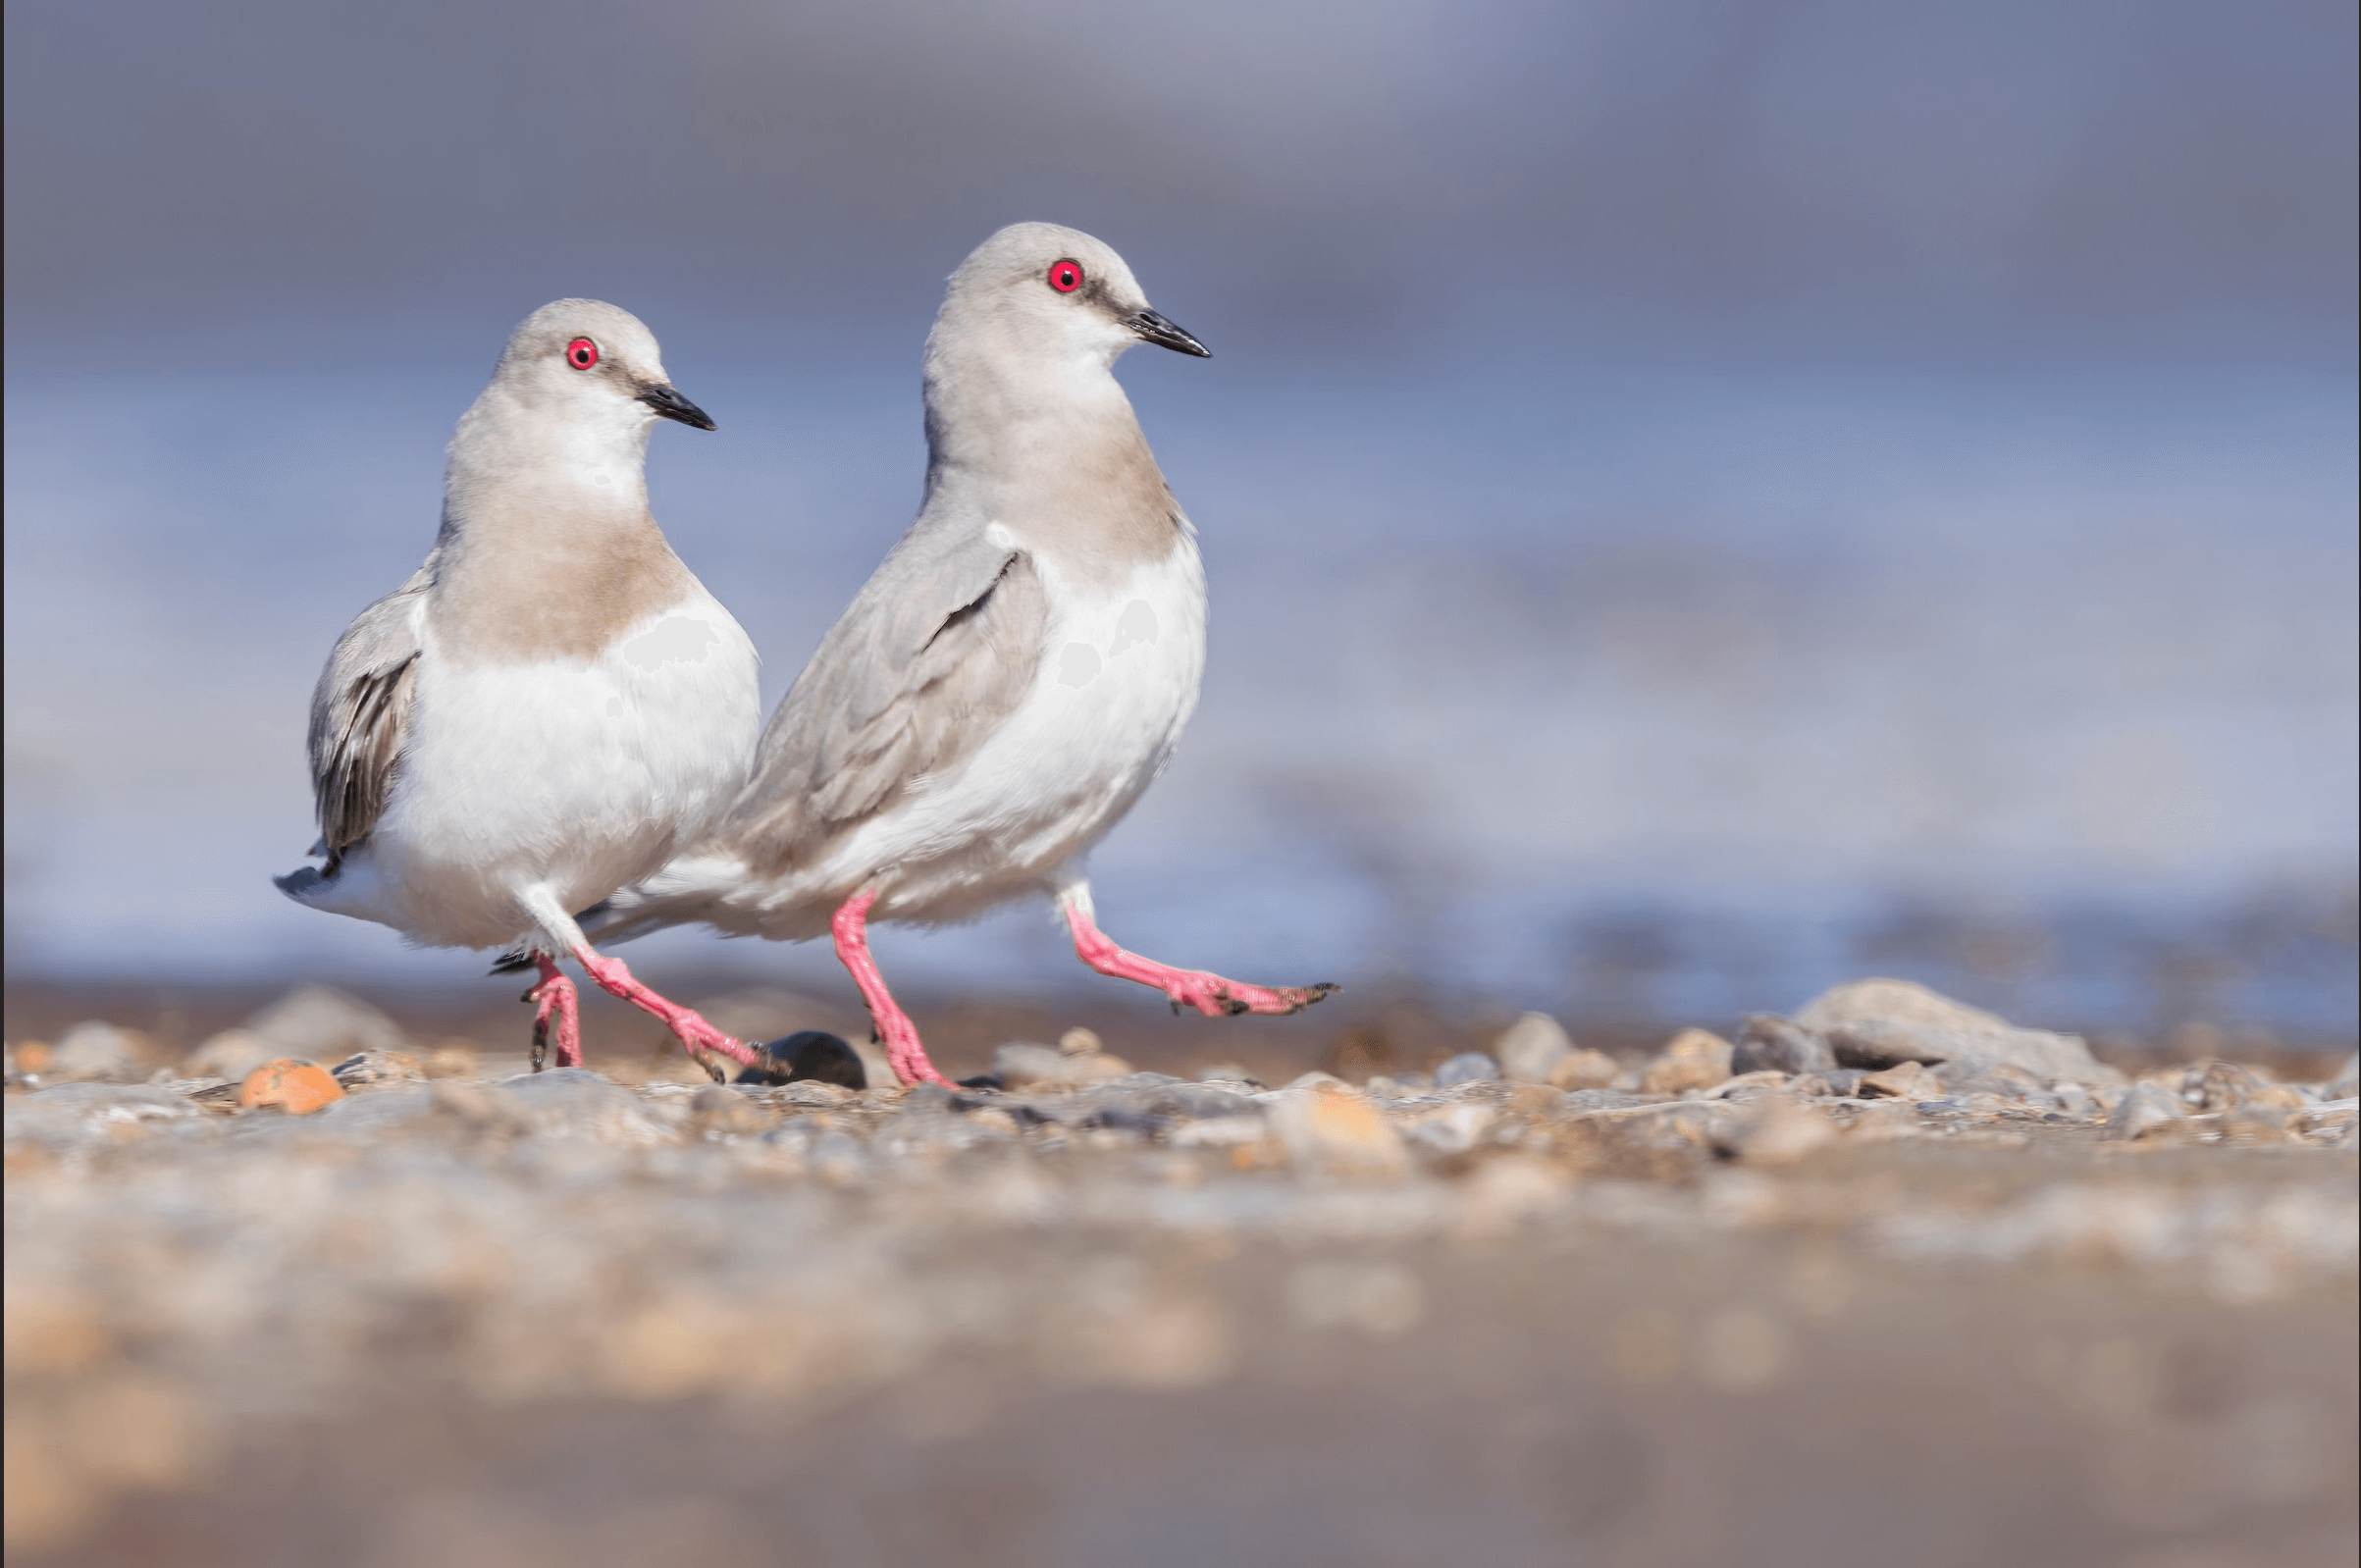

left=6, top=0, right=2354, bottom=1034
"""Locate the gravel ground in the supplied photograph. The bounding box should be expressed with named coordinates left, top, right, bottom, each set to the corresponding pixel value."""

left=6, top=980, right=2355, bottom=1568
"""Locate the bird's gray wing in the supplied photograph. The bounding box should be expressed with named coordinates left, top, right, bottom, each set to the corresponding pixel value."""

left=306, top=558, right=434, bottom=871
left=731, top=523, right=1046, bottom=872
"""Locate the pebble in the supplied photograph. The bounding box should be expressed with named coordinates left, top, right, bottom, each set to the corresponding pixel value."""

left=1640, top=1029, right=1733, bottom=1096
left=737, top=1031, right=866, bottom=1089
left=995, top=1041, right=1130, bottom=1089
left=1795, top=977, right=2117, bottom=1087
left=241, top=986, right=410, bottom=1062
left=1434, top=1052, right=1499, bottom=1089
left=1857, top=1061, right=1946, bottom=1101
left=1731, top=1014, right=1836, bottom=1075
left=2188, top=1060, right=2262, bottom=1112
left=1547, top=1048, right=1623, bottom=1091
left=1493, top=1013, right=1574, bottom=1083
left=2102, top=1082, right=2189, bottom=1143
left=236, top=1060, right=344, bottom=1115
left=49, top=1022, right=146, bottom=1083
left=331, top=1050, right=424, bottom=1090
left=1270, top=1083, right=1411, bottom=1179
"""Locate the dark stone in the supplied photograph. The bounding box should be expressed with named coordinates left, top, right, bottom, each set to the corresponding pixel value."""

left=736, top=1031, right=867, bottom=1090
left=1731, top=1015, right=1836, bottom=1075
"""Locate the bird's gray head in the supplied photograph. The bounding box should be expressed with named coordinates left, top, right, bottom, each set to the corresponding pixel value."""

left=487, top=298, right=715, bottom=436
left=933, top=223, right=1209, bottom=374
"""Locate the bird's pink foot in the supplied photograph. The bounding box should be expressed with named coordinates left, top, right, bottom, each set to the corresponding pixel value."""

left=522, top=957, right=583, bottom=1071
left=830, top=889, right=954, bottom=1088
left=571, top=946, right=758, bottom=1082
left=1063, top=904, right=1337, bottom=1018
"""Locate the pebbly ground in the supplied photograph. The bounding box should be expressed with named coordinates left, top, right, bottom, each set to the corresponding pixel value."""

left=4, top=980, right=2355, bottom=1568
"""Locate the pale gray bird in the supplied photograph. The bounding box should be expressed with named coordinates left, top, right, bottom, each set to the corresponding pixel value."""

left=542, top=226, right=1333, bottom=1084
left=276, top=299, right=763, bottom=1072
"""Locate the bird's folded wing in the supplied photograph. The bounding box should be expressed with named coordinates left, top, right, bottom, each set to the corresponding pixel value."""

left=307, top=558, right=434, bottom=871
left=730, top=524, right=1047, bottom=871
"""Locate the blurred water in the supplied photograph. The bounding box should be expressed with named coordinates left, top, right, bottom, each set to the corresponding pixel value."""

left=6, top=343, right=2351, bottom=1031
left=6, top=0, right=2354, bottom=1031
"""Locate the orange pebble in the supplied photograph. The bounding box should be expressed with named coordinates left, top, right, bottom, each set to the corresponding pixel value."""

left=237, top=1059, right=344, bottom=1115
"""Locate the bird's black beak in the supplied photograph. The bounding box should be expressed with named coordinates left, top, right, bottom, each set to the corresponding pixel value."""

left=1127, top=310, right=1211, bottom=358
left=638, top=383, right=716, bottom=431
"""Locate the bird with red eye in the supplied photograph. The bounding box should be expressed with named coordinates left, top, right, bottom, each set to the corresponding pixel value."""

left=565, top=338, right=600, bottom=370
left=1046, top=259, right=1084, bottom=293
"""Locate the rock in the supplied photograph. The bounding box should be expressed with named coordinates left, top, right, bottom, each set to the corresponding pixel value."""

left=1731, top=1015, right=1835, bottom=1076
left=1547, top=1049, right=1622, bottom=1091
left=1705, top=1071, right=1792, bottom=1101
left=1931, top=1058, right=2048, bottom=1102
left=2244, top=1084, right=2308, bottom=1116
left=331, top=1050, right=424, bottom=1090
left=2217, top=1102, right=2292, bottom=1145
left=1285, top=1070, right=1346, bottom=1090
left=1269, top=1083, right=1410, bottom=1179
left=1058, top=1027, right=1104, bottom=1058
left=1640, top=1029, right=1733, bottom=1096
left=2329, top=1052, right=2358, bottom=1098
left=243, top=986, right=409, bottom=1062
left=685, top=988, right=879, bottom=1085
left=2187, top=1060, right=2261, bottom=1112
left=1732, top=1096, right=1833, bottom=1164
left=1404, top=1102, right=1495, bottom=1154
left=1857, top=1061, right=1945, bottom=1101
left=994, top=1042, right=1073, bottom=1087
left=237, top=1060, right=345, bottom=1115
left=2102, top=1082, right=2188, bottom=1142
left=1786, top=1073, right=1834, bottom=1098
left=185, top=1029, right=277, bottom=1083
left=1434, top=1052, right=1499, bottom=1089
left=736, top=1031, right=867, bottom=1090
left=1493, top=1013, right=1574, bottom=1084
left=49, top=1022, right=147, bottom=1082
left=1793, top=977, right=2118, bottom=1087
left=993, top=1041, right=1130, bottom=1089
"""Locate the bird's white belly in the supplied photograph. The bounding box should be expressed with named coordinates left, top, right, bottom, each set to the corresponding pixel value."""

left=367, top=594, right=761, bottom=947
left=840, top=536, right=1207, bottom=922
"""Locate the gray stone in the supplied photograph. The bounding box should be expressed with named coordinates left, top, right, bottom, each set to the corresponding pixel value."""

left=49, top=1021, right=145, bottom=1082
left=332, top=1049, right=425, bottom=1090
left=736, top=1031, right=866, bottom=1090
left=1494, top=1013, right=1575, bottom=1084
left=243, top=986, right=410, bottom=1061
left=1731, top=1015, right=1835, bottom=1076
left=2102, top=1082, right=2188, bottom=1142
left=1793, top=977, right=2117, bottom=1088
left=1435, top=1052, right=1499, bottom=1089
left=995, top=1041, right=1079, bottom=1088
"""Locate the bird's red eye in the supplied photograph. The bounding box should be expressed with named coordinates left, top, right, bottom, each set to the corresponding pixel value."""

left=1047, top=260, right=1084, bottom=293
left=565, top=338, right=599, bottom=370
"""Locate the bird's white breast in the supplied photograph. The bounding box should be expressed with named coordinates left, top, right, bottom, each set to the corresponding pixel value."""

left=365, top=588, right=761, bottom=946
left=843, top=527, right=1207, bottom=920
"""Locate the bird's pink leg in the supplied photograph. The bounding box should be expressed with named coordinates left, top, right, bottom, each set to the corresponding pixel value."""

left=1061, top=899, right=1337, bottom=1018
left=522, top=956, right=583, bottom=1071
left=830, top=889, right=953, bottom=1088
left=570, top=945, right=759, bottom=1080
